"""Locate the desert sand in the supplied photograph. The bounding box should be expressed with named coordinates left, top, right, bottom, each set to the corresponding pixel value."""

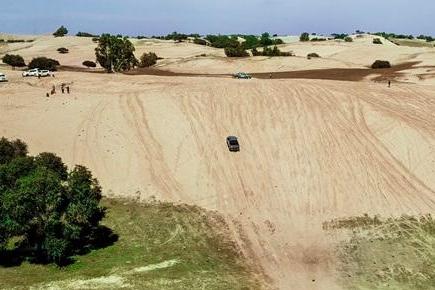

left=1, top=34, right=435, bottom=289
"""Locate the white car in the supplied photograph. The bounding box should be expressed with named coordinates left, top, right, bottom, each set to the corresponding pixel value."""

left=22, top=68, right=40, bottom=77
left=0, top=73, right=7, bottom=82
left=38, top=70, right=51, bottom=77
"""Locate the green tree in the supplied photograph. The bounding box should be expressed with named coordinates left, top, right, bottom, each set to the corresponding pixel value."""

left=0, top=137, right=27, bottom=165
left=95, top=34, right=138, bottom=72
left=28, top=57, right=60, bottom=71
left=53, top=26, right=68, bottom=37
left=224, top=46, right=249, bottom=57
left=0, top=138, right=107, bottom=265
left=300, top=32, right=310, bottom=42
left=2, top=54, right=26, bottom=69
left=260, top=32, right=273, bottom=46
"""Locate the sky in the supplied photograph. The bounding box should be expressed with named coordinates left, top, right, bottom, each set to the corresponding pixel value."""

left=0, top=0, right=434, bottom=36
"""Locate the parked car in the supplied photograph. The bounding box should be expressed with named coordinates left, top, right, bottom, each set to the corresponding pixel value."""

left=0, top=73, right=7, bottom=82
left=38, top=70, right=51, bottom=77
left=226, top=136, right=240, bottom=152
left=233, top=72, right=252, bottom=79
left=22, top=68, right=40, bottom=77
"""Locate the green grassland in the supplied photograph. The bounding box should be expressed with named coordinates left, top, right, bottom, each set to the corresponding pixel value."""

left=326, top=215, right=435, bottom=290
left=0, top=198, right=264, bottom=289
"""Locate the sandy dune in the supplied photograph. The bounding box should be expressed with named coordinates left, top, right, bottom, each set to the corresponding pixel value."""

left=1, top=35, right=435, bottom=289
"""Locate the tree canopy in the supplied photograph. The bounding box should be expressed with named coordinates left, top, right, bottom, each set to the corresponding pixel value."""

left=53, top=26, right=68, bottom=37
left=0, top=137, right=106, bottom=265
left=2, top=54, right=26, bottom=68
left=95, top=34, right=138, bottom=72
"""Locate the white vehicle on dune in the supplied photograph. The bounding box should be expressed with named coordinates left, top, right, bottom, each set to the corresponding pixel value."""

left=0, top=73, right=7, bottom=82
left=22, top=68, right=40, bottom=77
left=38, top=70, right=51, bottom=77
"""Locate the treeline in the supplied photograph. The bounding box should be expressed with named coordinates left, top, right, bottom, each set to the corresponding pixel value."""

left=205, top=33, right=283, bottom=49
left=0, top=39, right=34, bottom=43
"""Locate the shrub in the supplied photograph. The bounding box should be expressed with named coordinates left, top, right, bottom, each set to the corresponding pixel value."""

left=371, top=60, right=391, bottom=69
left=6, top=39, right=25, bottom=43
left=205, top=35, right=239, bottom=48
left=82, top=60, right=96, bottom=68
left=76, top=32, right=98, bottom=37
left=332, top=33, right=349, bottom=40
left=57, top=47, right=69, bottom=54
left=92, top=37, right=100, bottom=43
left=28, top=57, right=60, bottom=71
left=300, top=32, right=310, bottom=42
left=344, top=36, right=353, bottom=42
left=139, top=52, right=158, bottom=67
left=224, top=46, right=249, bottom=57
left=373, top=38, right=383, bottom=44
left=2, top=54, right=26, bottom=68
left=307, top=53, right=320, bottom=58
left=193, top=38, right=207, bottom=46
left=311, top=37, right=327, bottom=42
left=53, top=25, right=68, bottom=37
left=253, top=46, right=293, bottom=57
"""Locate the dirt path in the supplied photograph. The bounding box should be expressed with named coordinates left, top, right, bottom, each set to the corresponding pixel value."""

left=60, top=61, right=429, bottom=83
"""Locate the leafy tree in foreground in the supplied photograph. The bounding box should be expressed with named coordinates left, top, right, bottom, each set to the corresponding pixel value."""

left=0, top=137, right=106, bottom=265
left=2, top=54, right=26, bottom=69
left=95, top=34, right=138, bottom=72
left=53, top=25, right=68, bottom=37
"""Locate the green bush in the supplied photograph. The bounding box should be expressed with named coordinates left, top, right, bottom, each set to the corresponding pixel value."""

left=253, top=46, right=293, bottom=57
left=344, top=36, right=353, bottom=42
left=300, top=32, right=310, bottom=42
left=193, top=38, right=207, bottom=45
left=224, top=46, right=249, bottom=57
left=371, top=60, right=391, bottom=69
left=76, top=32, right=98, bottom=37
left=311, top=38, right=327, bottom=42
left=6, top=39, right=25, bottom=43
left=28, top=57, right=60, bottom=71
left=205, top=35, right=239, bottom=48
left=2, top=54, right=26, bottom=68
left=57, top=47, right=69, bottom=54
left=332, top=33, right=349, bottom=40
left=373, top=38, right=383, bottom=44
left=139, top=52, right=158, bottom=67
left=0, top=137, right=107, bottom=265
left=82, top=60, right=96, bottom=68
left=53, top=25, right=68, bottom=37
left=307, top=53, right=320, bottom=58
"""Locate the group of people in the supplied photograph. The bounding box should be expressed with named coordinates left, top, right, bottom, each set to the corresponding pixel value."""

left=45, top=83, right=71, bottom=97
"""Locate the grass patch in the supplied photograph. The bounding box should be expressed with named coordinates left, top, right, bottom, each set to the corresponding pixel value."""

left=327, top=215, right=435, bottom=290
left=390, top=38, right=435, bottom=48
left=0, top=198, right=262, bottom=289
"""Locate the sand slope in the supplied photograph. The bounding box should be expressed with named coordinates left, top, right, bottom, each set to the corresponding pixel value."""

left=1, top=35, right=435, bottom=289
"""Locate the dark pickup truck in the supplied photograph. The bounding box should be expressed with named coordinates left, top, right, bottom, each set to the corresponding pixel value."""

left=226, top=136, right=240, bottom=152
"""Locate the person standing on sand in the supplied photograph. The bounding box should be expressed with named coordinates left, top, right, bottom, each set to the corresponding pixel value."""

left=66, top=86, right=70, bottom=94
left=61, top=84, right=65, bottom=94
left=269, top=73, right=272, bottom=79
left=388, top=80, right=391, bottom=87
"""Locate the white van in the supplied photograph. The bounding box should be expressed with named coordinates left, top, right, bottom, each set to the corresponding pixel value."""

left=0, top=73, right=7, bottom=82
